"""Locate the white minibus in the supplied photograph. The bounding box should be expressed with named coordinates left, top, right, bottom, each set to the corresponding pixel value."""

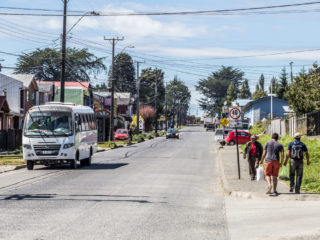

left=22, top=102, right=97, bottom=170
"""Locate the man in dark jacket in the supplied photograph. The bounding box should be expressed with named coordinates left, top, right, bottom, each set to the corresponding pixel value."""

left=284, top=133, right=310, bottom=194
left=243, top=135, right=263, bottom=180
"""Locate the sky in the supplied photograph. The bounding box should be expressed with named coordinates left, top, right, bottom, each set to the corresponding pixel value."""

left=0, top=0, right=320, bottom=116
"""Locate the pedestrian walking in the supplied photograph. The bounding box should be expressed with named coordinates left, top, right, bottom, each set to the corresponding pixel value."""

left=260, top=133, right=284, bottom=195
left=284, top=133, right=310, bottom=194
left=128, top=128, right=133, bottom=142
left=243, top=135, right=263, bottom=180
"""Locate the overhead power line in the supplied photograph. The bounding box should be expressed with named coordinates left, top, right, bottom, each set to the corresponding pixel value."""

left=0, top=1, right=320, bottom=16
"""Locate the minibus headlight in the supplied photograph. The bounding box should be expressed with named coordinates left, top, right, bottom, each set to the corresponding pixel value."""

left=63, top=143, right=74, bottom=149
left=23, top=144, right=32, bottom=150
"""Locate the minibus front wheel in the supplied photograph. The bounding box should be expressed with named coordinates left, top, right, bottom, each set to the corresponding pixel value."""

left=27, top=160, right=34, bottom=170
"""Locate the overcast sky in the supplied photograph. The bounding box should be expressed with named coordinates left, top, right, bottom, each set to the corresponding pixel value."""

left=1, top=0, right=320, bottom=115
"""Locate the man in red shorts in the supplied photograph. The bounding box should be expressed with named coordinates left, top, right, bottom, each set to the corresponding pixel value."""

left=260, top=133, right=284, bottom=195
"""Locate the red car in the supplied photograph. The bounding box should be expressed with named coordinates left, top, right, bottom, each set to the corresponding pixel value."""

left=114, top=129, right=129, bottom=141
left=225, top=131, right=259, bottom=145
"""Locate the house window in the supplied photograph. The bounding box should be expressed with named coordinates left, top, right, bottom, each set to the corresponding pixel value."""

left=20, top=90, right=24, bottom=108
left=26, top=90, right=29, bottom=102
left=2, top=89, right=6, bottom=97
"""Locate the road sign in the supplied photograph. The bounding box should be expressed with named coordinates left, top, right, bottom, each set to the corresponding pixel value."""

left=138, top=119, right=144, bottom=131
left=221, top=118, right=229, bottom=126
left=229, top=107, right=241, bottom=120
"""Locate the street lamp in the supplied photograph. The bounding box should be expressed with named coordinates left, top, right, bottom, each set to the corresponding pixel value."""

left=289, top=61, right=294, bottom=83
left=120, top=45, right=135, bottom=54
left=67, top=11, right=100, bottom=35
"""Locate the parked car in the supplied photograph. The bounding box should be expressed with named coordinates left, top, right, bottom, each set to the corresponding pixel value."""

left=166, top=128, right=179, bottom=139
left=215, top=128, right=233, bottom=144
left=114, top=129, right=129, bottom=141
left=225, top=131, right=259, bottom=145
left=206, top=123, right=215, bottom=131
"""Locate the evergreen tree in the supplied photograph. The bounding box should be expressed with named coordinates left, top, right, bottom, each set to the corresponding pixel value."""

left=259, top=74, right=265, bottom=91
left=255, top=83, right=259, bottom=91
left=252, top=89, right=267, bottom=100
left=239, top=79, right=251, bottom=99
left=196, top=66, right=244, bottom=114
left=227, top=83, right=237, bottom=104
left=277, top=67, right=288, bottom=99
left=108, top=53, right=135, bottom=95
left=269, top=76, right=278, bottom=94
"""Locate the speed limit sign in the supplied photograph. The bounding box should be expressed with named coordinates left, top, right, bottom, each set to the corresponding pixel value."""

left=229, top=107, right=241, bottom=120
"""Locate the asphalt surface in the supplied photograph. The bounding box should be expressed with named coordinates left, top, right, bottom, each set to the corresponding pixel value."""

left=0, top=126, right=229, bottom=240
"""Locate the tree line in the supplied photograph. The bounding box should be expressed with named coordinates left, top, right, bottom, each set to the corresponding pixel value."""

left=13, top=47, right=191, bottom=128
left=196, top=64, right=320, bottom=116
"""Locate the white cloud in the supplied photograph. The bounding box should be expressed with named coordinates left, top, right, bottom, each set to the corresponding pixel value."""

left=136, top=46, right=320, bottom=60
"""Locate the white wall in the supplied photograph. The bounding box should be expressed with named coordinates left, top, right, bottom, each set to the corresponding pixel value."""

left=0, top=73, right=23, bottom=114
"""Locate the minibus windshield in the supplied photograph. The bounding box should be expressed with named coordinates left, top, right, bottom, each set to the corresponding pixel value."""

left=24, top=111, right=73, bottom=136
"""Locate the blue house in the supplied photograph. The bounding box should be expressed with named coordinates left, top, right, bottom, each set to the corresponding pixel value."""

left=242, top=97, right=289, bottom=126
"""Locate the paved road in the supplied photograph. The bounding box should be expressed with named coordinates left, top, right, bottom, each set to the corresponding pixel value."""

left=0, top=126, right=229, bottom=240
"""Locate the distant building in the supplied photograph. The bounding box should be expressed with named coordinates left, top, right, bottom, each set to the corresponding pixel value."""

left=38, top=81, right=92, bottom=107
left=242, top=96, right=289, bottom=126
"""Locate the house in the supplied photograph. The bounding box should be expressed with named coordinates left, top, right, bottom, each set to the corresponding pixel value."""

left=37, top=82, right=54, bottom=105
left=93, top=90, right=133, bottom=118
left=242, top=96, right=289, bottom=126
left=8, top=74, right=39, bottom=114
left=0, top=96, right=11, bottom=130
left=39, top=81, right=92, bottom=106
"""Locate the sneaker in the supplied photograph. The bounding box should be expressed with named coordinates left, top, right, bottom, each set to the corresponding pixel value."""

left=290, top=187, right=294, bottom=192
left=295, top=191, right=300, bottom=194
left=266, top=185, right=272, bottom=194
left=274, top=190, right=279, bottom=196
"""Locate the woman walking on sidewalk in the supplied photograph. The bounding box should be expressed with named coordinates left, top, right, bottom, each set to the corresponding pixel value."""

left=243, top=135, right=263, bottom=180
left=260, top=133, right=284, bottom=195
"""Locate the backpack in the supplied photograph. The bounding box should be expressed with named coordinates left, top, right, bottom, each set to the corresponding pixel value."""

left=290, top=142, right=304, bottom=160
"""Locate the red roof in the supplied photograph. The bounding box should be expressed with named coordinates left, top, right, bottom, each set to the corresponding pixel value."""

left=37, top=81, right=90, bottom=90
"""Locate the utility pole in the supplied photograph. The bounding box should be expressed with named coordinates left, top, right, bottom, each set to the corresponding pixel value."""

left=135, top=61, right=144, bottom=135
left=164, top=81, right=168, bottom=131
left=155, top=72, right=158, bottom=134
left=104, top=36, right=124, bottom=141
left=60, top=0, right=68, bottom=102
left=290, top=62, right=294, bottom=83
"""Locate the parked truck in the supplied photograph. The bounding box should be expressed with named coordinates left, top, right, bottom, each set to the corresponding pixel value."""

left=203, top=117, right=213, bottom=128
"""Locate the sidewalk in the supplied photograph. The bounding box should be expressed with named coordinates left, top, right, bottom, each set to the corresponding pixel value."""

left=218, top=145, right=320, bottom=201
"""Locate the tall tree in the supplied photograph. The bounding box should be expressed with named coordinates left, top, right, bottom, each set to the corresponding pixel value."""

left=227, top=83, right=237, bottom=104
left=286, top=64, right=320, bottom=115
left=239, top=79, right=252, bottom=99
left=269, top=76, right=279, bottom=94
left=139, top=68, right=165, bottom=114
left=108, top=53, right=135, bottom=95
left=255, top=83, right=259, bottom=91
left=15, top=47, right=106, bottom=82
left=195, top=66, right=244, bottom=115
left=166, top=76, right=191, bottom=125
left=259, top=74, right=265, bottom=91
left=252, top=89, right=267, bottom=100
left=277, top=67, right=288, bottom=99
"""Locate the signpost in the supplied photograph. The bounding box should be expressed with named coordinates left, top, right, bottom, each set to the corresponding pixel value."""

left=229, top=107, right=241, bottom=180
left=220, top=118, right=229, bottom=126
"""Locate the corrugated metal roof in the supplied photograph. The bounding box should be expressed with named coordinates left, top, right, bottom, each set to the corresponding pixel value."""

left=8, top=74, right=35, bottom=88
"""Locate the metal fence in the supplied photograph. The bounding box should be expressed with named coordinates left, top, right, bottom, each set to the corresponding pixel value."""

left=0, top=129, right=22, bottom=151
left=266, top=111, right=320, bottom=137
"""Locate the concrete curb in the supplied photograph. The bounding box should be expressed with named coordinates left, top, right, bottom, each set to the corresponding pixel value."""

left=217, top=149, right=320, bottom=201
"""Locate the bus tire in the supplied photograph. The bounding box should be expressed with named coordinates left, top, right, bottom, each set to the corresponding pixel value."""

left=70, top=159, right=78, bottom=169
left=86, top=155, right=92, bottom=166
left=27, top=160, right=34, bottom=170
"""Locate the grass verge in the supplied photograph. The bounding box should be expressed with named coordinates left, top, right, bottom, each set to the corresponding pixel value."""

left=243, top=133, right=320, bottom=193
left=0, top=159, right=25, bottom=166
